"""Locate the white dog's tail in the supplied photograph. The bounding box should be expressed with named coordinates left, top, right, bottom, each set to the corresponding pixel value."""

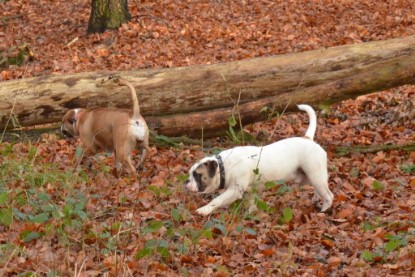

left=297, top=104, right=317, bottom=140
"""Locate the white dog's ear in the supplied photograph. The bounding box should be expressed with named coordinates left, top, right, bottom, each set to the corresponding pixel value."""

left=206, top=160, right=218, bottom=177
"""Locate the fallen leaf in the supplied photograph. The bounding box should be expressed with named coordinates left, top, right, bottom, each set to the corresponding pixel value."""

left=327, top=256, right=342, bottom=267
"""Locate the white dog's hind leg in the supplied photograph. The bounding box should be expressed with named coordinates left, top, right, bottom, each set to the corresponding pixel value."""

left=318, top=185, right=334, bottom=212
left=196, top=187, right=244, bottom=216
left=309, top=177, right=333, bottom=212
left=303, top=162, right=333, bottom=212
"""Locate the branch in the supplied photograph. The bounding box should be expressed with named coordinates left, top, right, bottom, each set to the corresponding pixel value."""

left=334, top=142, right=415, bottom=156
left=0, top=14, right=25, bottom=23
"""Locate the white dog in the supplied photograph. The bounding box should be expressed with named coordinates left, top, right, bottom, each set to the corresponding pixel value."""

left=184, top=104, right=334, bottom=216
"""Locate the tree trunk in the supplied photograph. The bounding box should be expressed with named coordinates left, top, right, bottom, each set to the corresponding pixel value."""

left=1, top=36, right=415, bottom=138
left=87, top=0, right=131, bottom=34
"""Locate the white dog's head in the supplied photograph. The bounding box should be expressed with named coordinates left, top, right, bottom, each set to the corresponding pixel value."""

left=184, top=156, right=221, bottom=194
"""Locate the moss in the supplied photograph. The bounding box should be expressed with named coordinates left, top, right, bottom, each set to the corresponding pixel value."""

left=0, top=44, right=34, bottom=68
left=87, top=0, right=131, bottom=34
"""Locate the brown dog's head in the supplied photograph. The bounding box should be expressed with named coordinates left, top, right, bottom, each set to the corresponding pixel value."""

left=184, top=157, right=220, bottom=194
left=61, top=109, right=81, bottom=138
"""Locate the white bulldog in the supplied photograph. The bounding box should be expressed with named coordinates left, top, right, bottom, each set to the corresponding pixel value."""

left=184, top=104, right=334, bottom=216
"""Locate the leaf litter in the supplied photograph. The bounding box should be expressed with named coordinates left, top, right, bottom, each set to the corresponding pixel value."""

left=0, top=0, right=415, bottom=276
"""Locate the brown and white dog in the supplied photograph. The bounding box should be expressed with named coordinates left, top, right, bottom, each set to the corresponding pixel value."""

left=184, top=104, right=334, bottom=216
left=61, top=77, right=149, bottom=177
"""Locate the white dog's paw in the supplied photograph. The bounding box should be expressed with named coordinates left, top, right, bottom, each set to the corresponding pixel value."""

left=320, top=202, right=332, bottom=212
left=196, top=205, right=214, bottom=216
left=312, top=193, right=320, bottom=203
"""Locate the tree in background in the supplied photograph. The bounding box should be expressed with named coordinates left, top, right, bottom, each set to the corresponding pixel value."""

left=87, top=0, right=131, bottom=34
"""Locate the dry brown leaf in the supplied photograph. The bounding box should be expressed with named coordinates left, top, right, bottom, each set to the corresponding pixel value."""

left=336, top=207, right=355, bottom=219
left=327, top=256, right=342, bottom=267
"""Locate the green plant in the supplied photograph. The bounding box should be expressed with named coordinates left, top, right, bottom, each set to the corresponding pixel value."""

left=227, top=113, right=240, bottom=144
left=0, top=191, right=13, bottom=226
left=136, top=217, right=217, bottom=261
left=171, top=204, right=192, bottom=223
left=234, top=224, right=257, bottom=236
left=384, top=233, right=408, bottom=253
left=226, top=113, right=255, bottom=145
left=400, top=163, right=415, bottom=174
left=136, top=239, right=170, bottom=260
left=362, top=221, right=376, bottom=232
left=360, top=249, right=376, bottom=262
left=176, top=174, right=189, bottom=183
left=260, top=106, right=280, bottom=121
left=278, top=207, right=294, bottom=225
left=361, top=217, right=382, bottom=232
left=148, top=184, right=173, bottom=199
left=371, top=180, right=384, bottom=191
left=360, top=232, right=409, bottom=263
left=155, top=134, right=180, bottom=147
left=0, top=143, right=90, bottom=249
left=0, top=44, right=34, bottom=68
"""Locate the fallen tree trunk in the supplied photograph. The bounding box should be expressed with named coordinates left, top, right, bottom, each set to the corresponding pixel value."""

left=1, top=36, right=415, bottom=138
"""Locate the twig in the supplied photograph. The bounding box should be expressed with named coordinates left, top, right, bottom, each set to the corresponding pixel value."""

left=2, top=247, right=17, bottom=272
left=334, top=142, right=415, bottom=156
left=0, top=14, right=25, bottom=22
left=221, top=73, right=245, bottom=143
left=132, top=14, right=170, bottom=28
left=65, top=37, right=79, bottom=48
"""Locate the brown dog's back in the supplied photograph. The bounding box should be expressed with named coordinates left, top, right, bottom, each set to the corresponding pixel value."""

left=78, top=108, right=131, bottom=152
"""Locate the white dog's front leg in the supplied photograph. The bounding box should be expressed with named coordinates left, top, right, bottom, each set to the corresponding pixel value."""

left=196, top=188, right=244, bottom=216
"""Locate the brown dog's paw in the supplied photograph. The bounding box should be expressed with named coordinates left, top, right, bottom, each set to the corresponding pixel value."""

left=112, top=167, right=120, bottom=178
left=136, top=164, right=145, bottom=171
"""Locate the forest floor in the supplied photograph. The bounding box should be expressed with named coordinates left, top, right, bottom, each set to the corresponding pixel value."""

left=1, top=0, right=415, bottom=276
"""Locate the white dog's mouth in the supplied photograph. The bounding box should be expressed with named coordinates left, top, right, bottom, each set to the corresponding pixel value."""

left=184, top=178, right=203, bottom=193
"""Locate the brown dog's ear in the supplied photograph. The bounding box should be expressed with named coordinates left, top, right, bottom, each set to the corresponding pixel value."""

left=206, top=160, right=218, bottom=178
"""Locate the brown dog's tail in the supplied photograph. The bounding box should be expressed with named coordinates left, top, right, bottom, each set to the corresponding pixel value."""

left=113, top=77, right=140, bottom=118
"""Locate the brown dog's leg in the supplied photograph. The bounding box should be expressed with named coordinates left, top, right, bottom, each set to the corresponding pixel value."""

left=137, top=144, right=150, bottom=170
left=112, top=151, right=122, bottom=178
left=78, top=146, right=96, bottom=170
left=124, top=156, right=137, bottom=179
left=115, top=148, right=137, bottom=179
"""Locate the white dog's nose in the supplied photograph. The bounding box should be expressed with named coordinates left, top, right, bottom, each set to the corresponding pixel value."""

left=184, top=179, right=198, bottom=192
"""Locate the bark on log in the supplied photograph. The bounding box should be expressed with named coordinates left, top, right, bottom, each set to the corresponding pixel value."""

left=87, top=0, right=131, bottom=34
left=1, top=36, right=415, bottom=138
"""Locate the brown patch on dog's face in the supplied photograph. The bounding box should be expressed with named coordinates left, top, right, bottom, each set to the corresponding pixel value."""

left=61, top=109, right=79, bottom=138
left=185, top=158, right=219, bottom=193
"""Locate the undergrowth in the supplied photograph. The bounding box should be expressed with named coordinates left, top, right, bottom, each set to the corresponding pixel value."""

left=0, top=141, right=301, bottom=275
